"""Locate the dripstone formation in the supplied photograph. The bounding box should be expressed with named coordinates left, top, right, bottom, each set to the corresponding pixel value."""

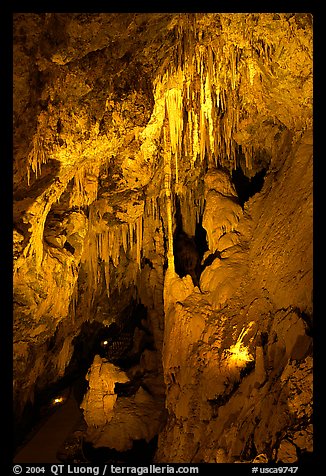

left=13, top=13, right=313, bottom=463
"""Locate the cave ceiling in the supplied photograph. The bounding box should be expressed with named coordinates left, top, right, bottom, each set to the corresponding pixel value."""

left=13, top=12, right=312, bottom=198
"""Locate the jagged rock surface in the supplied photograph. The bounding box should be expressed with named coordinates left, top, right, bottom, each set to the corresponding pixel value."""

left=13, top=13, right=312, bottom=462
left=81, top=355, right=166, bottom=452
left=157, top=130, right=312, bottom=463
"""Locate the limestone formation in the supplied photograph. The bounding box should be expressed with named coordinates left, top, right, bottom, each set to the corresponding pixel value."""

left=13, top=13, right=313, bottom=464
left=81, top=355, right=130, bottom=426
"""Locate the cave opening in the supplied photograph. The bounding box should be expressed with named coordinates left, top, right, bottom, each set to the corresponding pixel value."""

left=96, top=302, right=155, bottom=370
left=232, top=166, right=267, bottom=207
left=14, top=320, right=103, bottom=453
left=14, top=300, right=157, bottom=458
left=173, top=196, right=208, bottom=286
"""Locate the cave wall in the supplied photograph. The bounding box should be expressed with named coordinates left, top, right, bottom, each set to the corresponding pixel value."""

left=13, top=13, right=312, bottom=462
left=158, top=128, right=312, bottom=463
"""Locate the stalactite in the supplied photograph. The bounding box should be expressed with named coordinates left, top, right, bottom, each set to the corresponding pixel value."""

left=152, top=197, right=155, bottom=221
left=129, top=222, right=134, bottom=251
left=163, top=13, right=283, bottom=174
left=122, top=223, right=128, bottom=254
left=87, top=236, right=98, bottom=309
left=69, top=162, right=100, bottom=209
left=192, top=110, right=200, bottom=163
left=204, top=74, right=215, bottom=162
left=136, top=215, right=143, bottom=270
left=163, top=121, right=175, bottom=272
left=165, top=85, right=183, bottom=185
left=27, top=134, right=47, bottom=186
left=155, top=16, right=253, bottom=250
left=109, top=227, right=121, bottom=268
left=104, top=261, right=110, bottom=298
left=22, top=200, right=51, bottom=273
left=199, top=110, right=206, bottom=163
left=80, top=206, right=99, bottom=310
left=96, top=228, right=110, bottom=297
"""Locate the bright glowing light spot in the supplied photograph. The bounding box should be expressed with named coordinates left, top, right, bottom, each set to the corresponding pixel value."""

left=103, top=340, right=108, bottom=346
left=228, top=341, right=253, bottom=365
left=53, top=397, right=64, bottom=404
left=226, top=322, right=255, bottom=367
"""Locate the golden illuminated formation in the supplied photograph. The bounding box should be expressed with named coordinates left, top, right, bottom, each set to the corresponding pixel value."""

left=13, top=13, right=312, bottom=465
left=226, top=322, right=255, bottom=368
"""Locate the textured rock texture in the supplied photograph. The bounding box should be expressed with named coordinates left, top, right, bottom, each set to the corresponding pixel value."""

left=81, top=354, right=166, bottom=451
left=81, top=356, right=130, bottom=426
left=158, top=130, right=312, bottom=462
left=13, top=13, right=312, bottom=462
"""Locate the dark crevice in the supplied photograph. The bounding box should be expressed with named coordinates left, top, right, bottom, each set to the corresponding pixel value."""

left=202, top=249, right=223, bottom=268
left=173, top=196, right=208, bottom=287
left=207, top=379, right=240, bottom=410
left=241, top=433, right=258, bottom=461
left=114, top=379, right=142, bottom=397
left=194, top=217, right=209, bottom=259
left=239, top=359, right=255, bottom=378
left=208, top=359, right=255, bottom=412
left=292, top=307, right=313, bottom=336
left=63, top=241, right=75, bottom=254
left=232, top=167, right=267, bottom=207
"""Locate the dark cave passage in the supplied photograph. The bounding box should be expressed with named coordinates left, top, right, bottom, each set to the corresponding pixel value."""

left=14, top=301, right=161, bottom=463
left=96, top=302, right=155, bottom=369
left=14, top=321, right=100, bottom=453
left=194, top=218, right=209, bottom=260
left=173, top=196, right=208, bottom=286
left=173, top=230, right=200, bottom=285
left=232, top=166, right=267, bottom=207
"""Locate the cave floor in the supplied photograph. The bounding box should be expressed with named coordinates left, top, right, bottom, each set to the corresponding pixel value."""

left=14, top=386, right=83, bottom=464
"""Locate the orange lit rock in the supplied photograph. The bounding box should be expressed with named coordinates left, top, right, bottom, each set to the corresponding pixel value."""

left=277, top=439, right=298, bottom=463
left=157, top=131, right=312, bottom=462
left=202, top=191, right=243, bottom=252
left=81, top=355, right=130, bottom=426
left=84, top=386, right=166, bottom=452
left=13, top=12, right=312, bottom=463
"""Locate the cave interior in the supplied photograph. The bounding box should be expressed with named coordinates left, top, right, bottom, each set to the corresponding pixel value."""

left=13, top=12, right=313, bottom=465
